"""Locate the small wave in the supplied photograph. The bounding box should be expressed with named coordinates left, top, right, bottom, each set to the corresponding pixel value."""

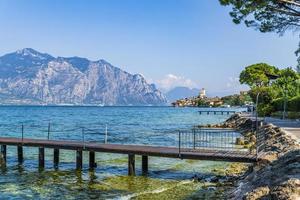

left=109, top=180, right=193, bottom=200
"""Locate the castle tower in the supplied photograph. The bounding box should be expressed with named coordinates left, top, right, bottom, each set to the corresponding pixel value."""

left=199, top=88, right=206, bottom=98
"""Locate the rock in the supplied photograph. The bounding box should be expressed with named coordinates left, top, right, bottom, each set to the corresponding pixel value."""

left=236, top=137, right=245, bottom=145
left=204, top=176, right=219, bottom=183
left=243, top=186, right=270, bottom=200
left=270, top=179, right=300, bottom=200
left=259, top=152, right=278, bottom=164
left=250, top=135, right=256, bottom=143
left=210, top=114, right=300, bottom=200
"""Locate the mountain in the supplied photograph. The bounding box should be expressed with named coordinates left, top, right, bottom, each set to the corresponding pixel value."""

left=0, top=48, right=167, bottom=105
left=165, top=87, right=199, bottom=102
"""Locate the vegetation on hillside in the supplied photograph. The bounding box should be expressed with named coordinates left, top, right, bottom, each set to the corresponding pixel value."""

left=221, top=93, right=252, bottom=106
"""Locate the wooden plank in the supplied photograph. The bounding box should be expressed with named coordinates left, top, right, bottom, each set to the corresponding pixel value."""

left=0, top=137, right=257, bottom=163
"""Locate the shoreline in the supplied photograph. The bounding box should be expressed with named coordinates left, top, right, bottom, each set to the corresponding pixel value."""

left=207, top=114, right=300, bottom=199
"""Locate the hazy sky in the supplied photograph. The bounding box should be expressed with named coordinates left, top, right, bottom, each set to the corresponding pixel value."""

left=0, top=0, right=298, bottom=95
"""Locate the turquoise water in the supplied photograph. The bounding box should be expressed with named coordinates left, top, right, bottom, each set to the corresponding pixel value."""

left=0, top=106, right=244, bottom=199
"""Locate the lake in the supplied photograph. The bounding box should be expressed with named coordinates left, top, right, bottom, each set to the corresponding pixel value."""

left=0, top=106, right=245, bottom=199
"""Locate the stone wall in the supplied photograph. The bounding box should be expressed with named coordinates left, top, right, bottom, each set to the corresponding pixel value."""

left=214, top=114, right=300, bottom=200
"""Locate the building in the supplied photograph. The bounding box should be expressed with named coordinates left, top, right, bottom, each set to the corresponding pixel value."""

left=199, top=88, right=206, bottom=99
left=207, top=97, right=223, bottom=107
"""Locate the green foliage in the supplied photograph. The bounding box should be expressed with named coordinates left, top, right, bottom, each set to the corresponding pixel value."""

left=272, top=98, right=284, bottom=111
left=289, top=95, right=300, bottom=112
left=221, top=93, right=252, bottom=106
left=219, top=0, right=300, bottom=35
left=239, top=63, right=279, bottom=88
left=257, top=103, right=274, bottom=116
left=272, top=67, right=300, bottom=97
left=271, top=95, right=300, bottom=112
left=248, top=86, right=277, bottom=105
left=271, top=111, right=300, bottom=119
left=197, top=99, right=208, bottom=107
left=219, top=0, right=300, bottom=72
left=238, top=63, right=300, bottom=117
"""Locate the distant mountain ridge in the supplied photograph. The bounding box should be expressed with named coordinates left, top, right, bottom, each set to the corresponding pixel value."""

left=0, top=48, right=167, bottom=105
left=165, top=87, right=199, bottom=102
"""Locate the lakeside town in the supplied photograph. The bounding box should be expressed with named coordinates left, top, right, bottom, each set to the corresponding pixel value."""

left=171, top=88, right=252, bottom=108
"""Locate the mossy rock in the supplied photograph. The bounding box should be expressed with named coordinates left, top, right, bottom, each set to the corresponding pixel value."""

left=235, top=138, right=245, bottom=145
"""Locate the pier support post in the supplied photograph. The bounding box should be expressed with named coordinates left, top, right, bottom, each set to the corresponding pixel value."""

left=53, top=148, right=59, bottom=169
left=128, top=154, right=135, bottom=176
left=76, top=150, right=83, bottom=170
left=142, top=155, right=148, bottom=175
left=1, top=145, right=6, bottom=163
left=38, top=147, right=45, bottom=169
left=89, top=151, right=96, bottom=169
left=17, top=145, right=23, bottom=164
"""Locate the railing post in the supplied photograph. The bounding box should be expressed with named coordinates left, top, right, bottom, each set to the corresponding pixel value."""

left=21, top=123, right=24, bottom=142
left=193, top=129, right=196, bottom=149
left=47, top=122, right=50, bottom=140
left=178, top=130, right=181, bottom=158
left=105, top=124, right=108, bottom=144
left=82, top=127, right=85, bottom=150
left=255, top=120, right=264, bottom=156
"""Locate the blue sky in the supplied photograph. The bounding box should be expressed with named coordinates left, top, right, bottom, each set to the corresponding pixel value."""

left=0, top=0, right=298, bottom=95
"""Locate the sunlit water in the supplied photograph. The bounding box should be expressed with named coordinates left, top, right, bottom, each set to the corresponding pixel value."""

left=0, top=106, right=246, bottom=199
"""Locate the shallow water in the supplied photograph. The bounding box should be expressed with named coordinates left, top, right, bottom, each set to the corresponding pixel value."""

left=0, top=106, right=245, bottom=199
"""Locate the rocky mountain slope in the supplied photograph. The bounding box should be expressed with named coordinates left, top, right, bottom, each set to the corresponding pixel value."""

left=0, top=48, right=166, bottom=105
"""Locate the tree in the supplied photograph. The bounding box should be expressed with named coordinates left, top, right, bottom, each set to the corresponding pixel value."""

left=273, top=67, right=300, bottom=97
left=197, top=98, right=208, bottom=107
left=219, top=0, right=300, bottom=71
left=239, top=63, right=279, bottom=88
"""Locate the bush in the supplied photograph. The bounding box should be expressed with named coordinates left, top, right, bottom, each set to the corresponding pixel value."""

left=258, top=104, right=274, bottom=116
left=272, top=98, right=284, bottom=111
left=272, top=96, right=300, bottom=112
left=271, top=111, right=300, bottom=119
left=288, top=112, right=300, bottom=119
left=288, top=96, right=300, bottom=112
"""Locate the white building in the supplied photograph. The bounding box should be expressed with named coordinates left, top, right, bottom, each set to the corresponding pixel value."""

left=199, top=88, right=206, bottom=98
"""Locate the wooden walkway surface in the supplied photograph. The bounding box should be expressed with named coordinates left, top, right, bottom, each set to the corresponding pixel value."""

left=0, top=137, right=257, bottom=163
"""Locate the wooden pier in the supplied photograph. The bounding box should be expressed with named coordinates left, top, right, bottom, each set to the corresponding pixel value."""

left=198, top=110, right=237, bottom=115
left=0, top=137, right=257, bottom=176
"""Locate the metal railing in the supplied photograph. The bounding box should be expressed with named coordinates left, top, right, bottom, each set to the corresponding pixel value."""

left=255, top=120, right=266, bottom=156
left=0, top=123, right=109, bottom=146
left=178, top=128, right=250, bottom=155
